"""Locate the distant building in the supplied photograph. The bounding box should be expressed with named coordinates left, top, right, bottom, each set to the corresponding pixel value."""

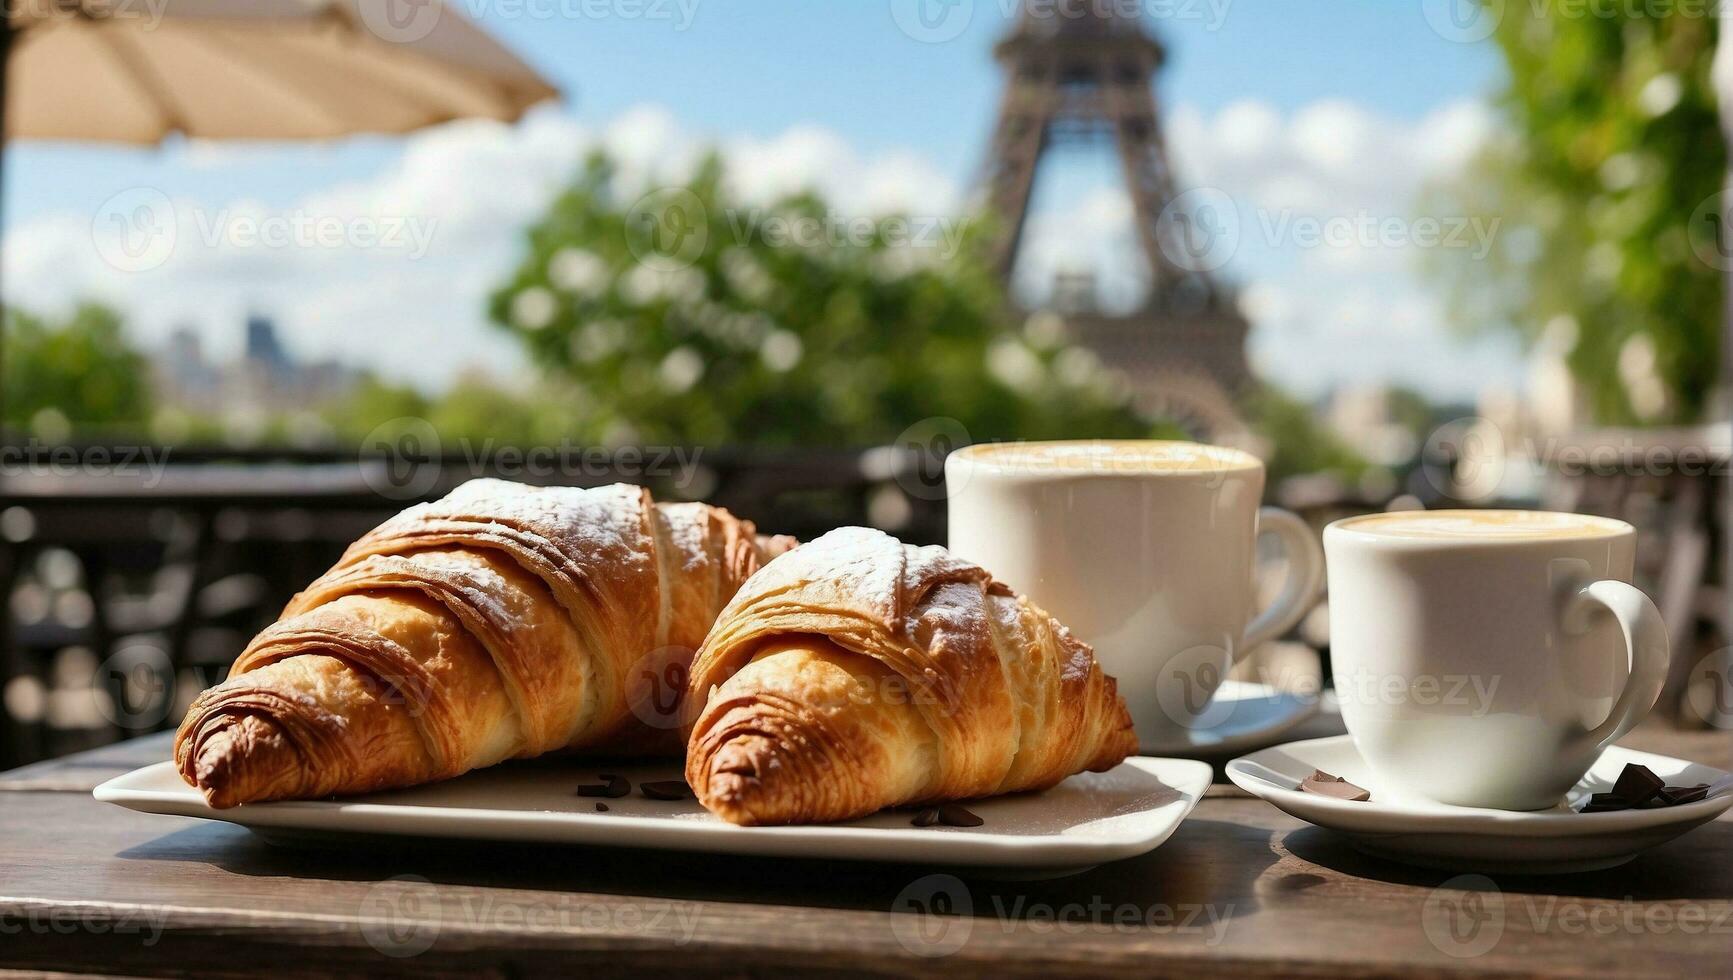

left=153, top=315, right=362, bottom=419
left=244, top=314, right=292, bottom=378
left=1524, top=315, right=1587, bottom=437
left=154, top=326, right=224, bottom=414
left=1326, top=385, right=1419, bottom=467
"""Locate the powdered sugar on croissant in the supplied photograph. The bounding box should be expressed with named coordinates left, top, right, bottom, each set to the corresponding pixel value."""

left=685, top=526, right=1136, bottom=825
left=175, top=479, right=795, bottom=808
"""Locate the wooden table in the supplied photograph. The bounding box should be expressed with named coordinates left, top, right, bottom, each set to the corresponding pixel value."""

left=1, top=723, right=1728, bottom=978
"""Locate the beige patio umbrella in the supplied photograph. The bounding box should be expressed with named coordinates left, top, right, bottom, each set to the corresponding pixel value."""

left=4, top=0, right=557, bottom=142
left=0, top=0, right=557, bottom=460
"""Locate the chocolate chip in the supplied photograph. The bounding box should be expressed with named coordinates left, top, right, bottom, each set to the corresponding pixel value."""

left=1299, top=769, right=1371, bottom=802
left=640, top=779, right=695, bottom=801
left=595, top=802, right=609, bottom=813
left=911, top=807, right=941, bottom=827
left=1611, top=764, right=1666, bottom=806
left=938, top=804, right=984, bottom=828
left=577, top=774, right=630, bottom=798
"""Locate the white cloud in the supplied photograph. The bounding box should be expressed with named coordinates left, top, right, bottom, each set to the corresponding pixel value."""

left=721, top=127, right=961, bottom=216
left=1012, top=96, right=1520, bottom=402
left=3, top=97, right=1521, bottom=404
left=1011, top=184, right=1146, bottom=313
left=3, top=104, right=966, bottom=390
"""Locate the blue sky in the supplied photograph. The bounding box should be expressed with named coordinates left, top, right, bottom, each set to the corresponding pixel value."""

left=4, top=1, right=1523, bottom=403
left=8, top=1, right=1503, bottom=222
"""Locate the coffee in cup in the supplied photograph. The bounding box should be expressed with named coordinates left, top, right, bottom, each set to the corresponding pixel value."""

left=946, top=440, right=1325, bottom=749
left=1325, top=509, right=1669, bottom=810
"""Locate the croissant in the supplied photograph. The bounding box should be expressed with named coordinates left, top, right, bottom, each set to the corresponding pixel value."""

left=684, top=527, right=1137, bottom=825
left=175, top=479, right=795, bottom=808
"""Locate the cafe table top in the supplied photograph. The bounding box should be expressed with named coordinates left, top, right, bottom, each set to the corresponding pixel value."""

left=1, top=721, right=1727, bottom=979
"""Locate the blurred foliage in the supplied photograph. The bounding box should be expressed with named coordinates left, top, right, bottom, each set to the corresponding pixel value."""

left=1423, top=3, right=1723, bottom=425
left=321, top=374, right=585, bottom=447
left=1243, top=387, right=1368, bottom=486
left=3, top=303, right=152, bottom=437
left=487, top=151, right=1160, bottom=447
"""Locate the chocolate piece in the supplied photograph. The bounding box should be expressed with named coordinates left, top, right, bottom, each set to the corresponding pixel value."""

left=1611, top=764, right=1666, bottom=806
left=594, top=802, right=609, bottom=813
left=1299, top=769, right=1371, bottom=802
left=1663, top=783, right=1710, bottom=805
left=937, top=804, right=984, bottom=828
left=1579, top=794, right=1629, bottom=813
left=1577, top=775, right=1713, bottom=812
left=640, top=779, right=695, bottom=801
left=577, top=774, right=630, bottom=799
left=911, top=807, right=941, bottom=827
left=1301, top=778, right=1371, bottom=802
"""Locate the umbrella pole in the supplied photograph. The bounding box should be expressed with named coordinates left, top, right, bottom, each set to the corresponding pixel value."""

left=0, top=17, right=12, bottom=767
left=0, top=16, right=9, bottom=447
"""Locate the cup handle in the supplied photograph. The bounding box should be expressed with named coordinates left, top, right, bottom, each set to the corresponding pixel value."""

left=1564, top=579, right=1669, bottom=754
left=1240, top=507, right=1326, bottom=658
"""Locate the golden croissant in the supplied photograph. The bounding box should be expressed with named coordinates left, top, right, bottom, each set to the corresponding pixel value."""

left=175, top=479, right=794, bottom=808
left=685, top=527, right=1137, bottom=825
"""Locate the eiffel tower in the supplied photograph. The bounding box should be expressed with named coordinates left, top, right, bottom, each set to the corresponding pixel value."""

left=978, top=2, right=1253, bottom=439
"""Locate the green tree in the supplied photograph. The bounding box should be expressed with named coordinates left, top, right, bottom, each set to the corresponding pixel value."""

left=488, top=152, right=1157, bottom=447
left=322, top=376, right=433, bottom=443
left=3, top=303, right=153, bottom=435
left=1424, top=5, right=1723, bottom=425
left=322, top=373, right=601, bottom=449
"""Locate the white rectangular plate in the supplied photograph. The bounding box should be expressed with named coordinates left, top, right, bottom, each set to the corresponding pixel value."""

left=95, top=756, right=1211, bottom=870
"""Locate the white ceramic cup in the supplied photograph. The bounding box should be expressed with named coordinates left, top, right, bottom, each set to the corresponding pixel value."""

left=1325, top=509, right=1670, bottom=811
left=945, top=440, right=1326, bottom=749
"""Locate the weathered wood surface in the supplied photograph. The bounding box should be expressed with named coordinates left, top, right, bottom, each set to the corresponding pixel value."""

left=1, top=727, right=1728, bottom=978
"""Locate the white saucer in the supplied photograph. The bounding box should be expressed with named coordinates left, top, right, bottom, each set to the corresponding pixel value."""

left=1227, top=735, right=1733, bottom=874
left=95, top=755, right=1212, bottom=872
left=1138, top=680, right=1320, bottom=757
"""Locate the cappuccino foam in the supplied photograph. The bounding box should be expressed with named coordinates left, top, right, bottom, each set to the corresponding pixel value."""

left=955, top=440, right=1260, bottom=475
left=1341, top=510, right=1625, bottom=541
